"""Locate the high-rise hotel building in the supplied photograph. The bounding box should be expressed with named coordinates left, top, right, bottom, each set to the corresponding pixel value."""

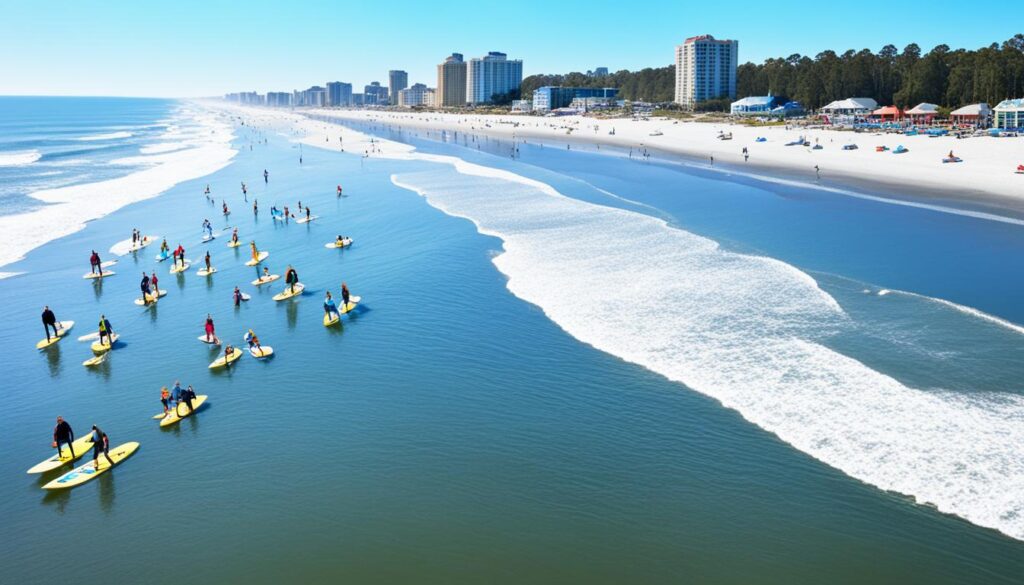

left=436, top=53, right=467, bottom=107
left=674, top=35, right=737, bottom=109
left=388, top=70, right=408, bottom=105
left=465, top=52, right=522, bottom=105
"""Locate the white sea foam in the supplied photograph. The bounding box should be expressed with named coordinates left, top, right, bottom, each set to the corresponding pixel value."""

left=75, top=131, right=133, bottom=141
left=390, top=165, right=1024, bottom=542
left=0, top=103, right=236, bottom=274
left=219, top=104, right=1024, bottom=540
left=139, top=142, right=188, bottom=155
left=0, top=150, right=42, bottom=166
left=883, top=288, right=1024, bottom=336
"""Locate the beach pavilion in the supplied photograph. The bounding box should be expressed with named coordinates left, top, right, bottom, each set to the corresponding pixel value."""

left=950, top=103, right=991, bottom=128
left=905, top=103, right=940, bottom=125
left=993, top=99, right=1024, bottom=130
left=870, top=105, right=904, bottom=122
left=820, top=97, right=878, bottom=117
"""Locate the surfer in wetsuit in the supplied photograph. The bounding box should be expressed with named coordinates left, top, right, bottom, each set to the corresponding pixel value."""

left=341, top=282, right=351, bottom=310
left=324, top=291, right=339, bottom=319
left=90, top=250, right=102, bottom=275
left=204, top=251, right=212, bottom=272
left=140, top=272, right=152, bottom=303
left=179, top=385, right=196, bottom=415
left=41, top=306, right=58, bottom=342
left=285, top=265, right=299, bottom=294
left=90, top=425, right=114, bottom=469
left=53, top=416, right=75, bottom=459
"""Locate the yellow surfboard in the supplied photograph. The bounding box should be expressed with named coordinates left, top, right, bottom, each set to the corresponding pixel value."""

left=26, top=435, right=96, bottom=474
left=209, top=348, right=243, bottom=369
left=323, top=312, right=340, bottom=327
left=36, top=321, right=75, bottom=349
left=227, top=240, right=242, bottom=248
left=133, top=289, right=167, bottom=306
left=272, top=283, right=304, bottom=301
left=91, top=333, right=119, bottom=353
left=249, top=345, right=273, bottom=359
left=42, top=442, right=140, bottom=490
left=155, top=395, right=208, bottom=427
left=245, top=251, right=269, bottom=266
left=252, top=274, right=280, bottom=286
left=170, top=261, right=191, bottom=274
left=82, top=354, right=107, bottom=367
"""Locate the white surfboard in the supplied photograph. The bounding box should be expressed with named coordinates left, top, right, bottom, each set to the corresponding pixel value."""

left=198, top=334, right=221, bottom=345
left=197, top=267, right=217, bottom=276
left=83, top=270, right=115, bottom=279
left=245, top=251, right=269, bottom=266
left=296, top=215, right=318, bottom=224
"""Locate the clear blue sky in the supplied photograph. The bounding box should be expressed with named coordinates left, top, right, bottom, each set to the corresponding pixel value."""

left=0, top=0, right=1018, bottom=97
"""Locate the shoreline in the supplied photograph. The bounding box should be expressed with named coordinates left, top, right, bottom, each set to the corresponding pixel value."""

left=291, top=107, right=1024, bottom=220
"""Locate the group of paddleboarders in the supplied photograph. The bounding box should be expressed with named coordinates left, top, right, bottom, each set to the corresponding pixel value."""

left=140, top=271, right=160, bottom=304
left=159, top=380, right=198, bottom=416
left=130, top=229, right=147, bottom=249
left=323, top=283, right=353, bottom=319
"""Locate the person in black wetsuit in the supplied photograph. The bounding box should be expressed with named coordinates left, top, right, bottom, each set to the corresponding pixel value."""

left=263, top=169, right=268, bottom=183
left=41, top=306, right=58, bottom=342
left=53, top=416, right=75, bottom=459
left=140, top=272, right=152, bottom=303
left=90, top=425, right=114, bottom=469
left=285, top=265, right=299, bottom=294
left=179, top=385, right=197, bottom=415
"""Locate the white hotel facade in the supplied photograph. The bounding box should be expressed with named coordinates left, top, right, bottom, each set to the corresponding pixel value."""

left=674, top=35, right=738, bottom=109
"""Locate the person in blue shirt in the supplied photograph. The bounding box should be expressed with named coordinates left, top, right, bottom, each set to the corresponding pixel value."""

left=170, top=381, right=183, bottom=407
left=90, top=425, right=114, bottom=469
left=324, top=291, right=339, bottom=320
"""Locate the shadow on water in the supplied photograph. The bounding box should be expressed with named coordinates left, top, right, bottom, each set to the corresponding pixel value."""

left=42, top=485, right=71, bottom=513
left=97, top=471, right=116, bottom=515
left=147, top=303, right=158, bottom=323
left=204, top=275, right=214, bottom=291
left=91, top=278, right=104, bottom=301
left=175, top=272, right=186, bottom=291
left=84, top=355, right=112, bottom=380
left=285, top=300, right=299, bottom=330
left=44, top=344, right=61, bottom=378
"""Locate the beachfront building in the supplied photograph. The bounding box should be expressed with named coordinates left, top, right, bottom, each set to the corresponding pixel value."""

left=532, top=87, right=618, bottom=112
left=364, top=82, right=388, bottom=106
left=674, top=35, right=738, bottom=109
left=388, top=70, right=408, bottom=105
left=819, top=97, right=878, bottom=123
left=511, top=99, right=533, bottom=113
left=950, top=103, right=991, bottom=128
left=326, top=82, right=352, bottom=107
left=870, top=105, right=903, bottom=122
left=906, top=103, right=940, bottom=125
left=294, top=86, right=326, bottom=107
left=730, top=94, right=803, bottom=117
left=466, top=52, right=523, bottom=105
left=436, top=53, right=468, bottom=108
left=398, top=83, right=435, bottom=108
left=993, top=99, right=1024, bottom=130
left=266, top=92, right=292, bottom=107
left=225, top=92, right=263, bottom=105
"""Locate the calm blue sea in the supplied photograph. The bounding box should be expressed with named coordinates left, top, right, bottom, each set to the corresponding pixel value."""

left=1, top=99, right=1021, bottom=584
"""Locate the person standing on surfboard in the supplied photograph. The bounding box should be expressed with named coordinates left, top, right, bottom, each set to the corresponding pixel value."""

left=53, top=416, right=75, bottom=459
left=341, top=282, right=351, bottom=310
left=89, top=425, right=114, bottom=470
left=97, top=315, right=113, bottom=347
left=41, top=306, right=58, bottom=342
left=250, top=241, right=259, bottom=263
left=324, top=292, right=339, bottom=319
left=244, top=329, right=263, bottom=356
left=90, top=250, right=102, bottom=276
left=263, top=169, right=268, bottom=183
left=204, top=251, right=212, bottom=273
left=140, top=272, right=152, bottom=303
left=231, top=229, right=239, bottom=245
left=305, top=206, right=311, bottom=222
left=150, top=272, right=159, bottom=298
left=233, top=287, right=243, bottom=307
left=285, top=265, right=299, bottom=294
left=204, top=314, right=219, bottom=344
left=336, top=184, right=342, bottom=197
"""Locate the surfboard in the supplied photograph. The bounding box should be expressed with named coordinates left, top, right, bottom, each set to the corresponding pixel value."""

left=26, top=435, right=96, bottom=474
left=296, top=215, right=318, bottom=224
left=198, top=334, right=221, bottom=345
left=42, top=442, right=140, bottom=490
left=83, top=270, right=115, bottom=279
left=36, top=321, right=75, bottom=349
left=155, top=251, right=171, bottom=262
left=156, top=395, right=209, bottom=427
left=77, top=331, right=100, bottom=342
left=209, top=347, right=243, bottom=369
left=170, top=261, right=192, bottom=274
left=227, top=240, right=242, bottom=248
left=245, top=251, right=269, bottom=266
left=197, top=267, right=217, bottom=276
left=252, top=274, right=280, bottom=286
left=82, top=354, right=106, bottom=367
left=100, top=260, right=117, bottom=268
left=249, top=345, right=273, bottom=359
left=90, top=333, right=119, bottom=353
left=133, top=289, right=167, bottom=306
left=340, top=296, right=361, bottom=314
left=324, top=239, right=353, bottom=249
left=272, top=283, right=304, bottom=301
left=130, top=236, right=158, bottom=252
left=238, top=292, right=251, bottom=301
left=323, top=312, right=340, bottom=327
left=202, top=234, right=216, bottom=242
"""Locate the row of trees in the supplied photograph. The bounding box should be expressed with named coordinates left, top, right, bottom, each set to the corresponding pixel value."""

left=519, top=36, right=1024, bottom=111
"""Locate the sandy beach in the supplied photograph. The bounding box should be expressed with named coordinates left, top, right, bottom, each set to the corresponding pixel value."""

left=284, top=108, right=1024, bottom=213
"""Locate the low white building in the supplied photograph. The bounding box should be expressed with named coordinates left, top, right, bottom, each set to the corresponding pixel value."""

left=950, top=103, right=991, bottom=127
left=820, top=97, right=878, bottom=117
left=398, top=83, right=435, bottom=108
left=511, top=99, right=533, bottom=113
left=994, top=99, right=1024, bottom=129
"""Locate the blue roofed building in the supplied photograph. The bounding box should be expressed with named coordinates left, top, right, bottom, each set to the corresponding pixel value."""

left=731, top=94, right=803, bottom=117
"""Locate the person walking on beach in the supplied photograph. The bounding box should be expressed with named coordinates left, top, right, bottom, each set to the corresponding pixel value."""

left=204, top=314, right=219, bottom=344
left=90, top=425, right=114, bottom=470
left=41, top=306, right=59, bottom=342
left=285, top=265, right=299, bottom=295
left=90, top=250, right=102, bottom=276
left=97, top=315, right=113, bottom=347
left=53, top=416, right=75, bottom=459
left=742, top=147, right=749, bottom=162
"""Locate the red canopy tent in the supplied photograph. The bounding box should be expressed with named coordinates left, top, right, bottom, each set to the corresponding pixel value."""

left=871, top=105, right=904, bottom=121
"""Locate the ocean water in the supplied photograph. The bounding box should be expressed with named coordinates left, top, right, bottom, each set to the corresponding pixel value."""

left=1, top=100, right=1022, bottom=584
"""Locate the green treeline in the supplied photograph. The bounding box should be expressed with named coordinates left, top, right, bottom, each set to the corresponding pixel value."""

left=520, top=36, right=1024, bottom=110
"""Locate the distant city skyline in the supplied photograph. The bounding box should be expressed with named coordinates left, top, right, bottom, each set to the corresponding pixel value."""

left=0, top=0, right=1018, bottom=97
